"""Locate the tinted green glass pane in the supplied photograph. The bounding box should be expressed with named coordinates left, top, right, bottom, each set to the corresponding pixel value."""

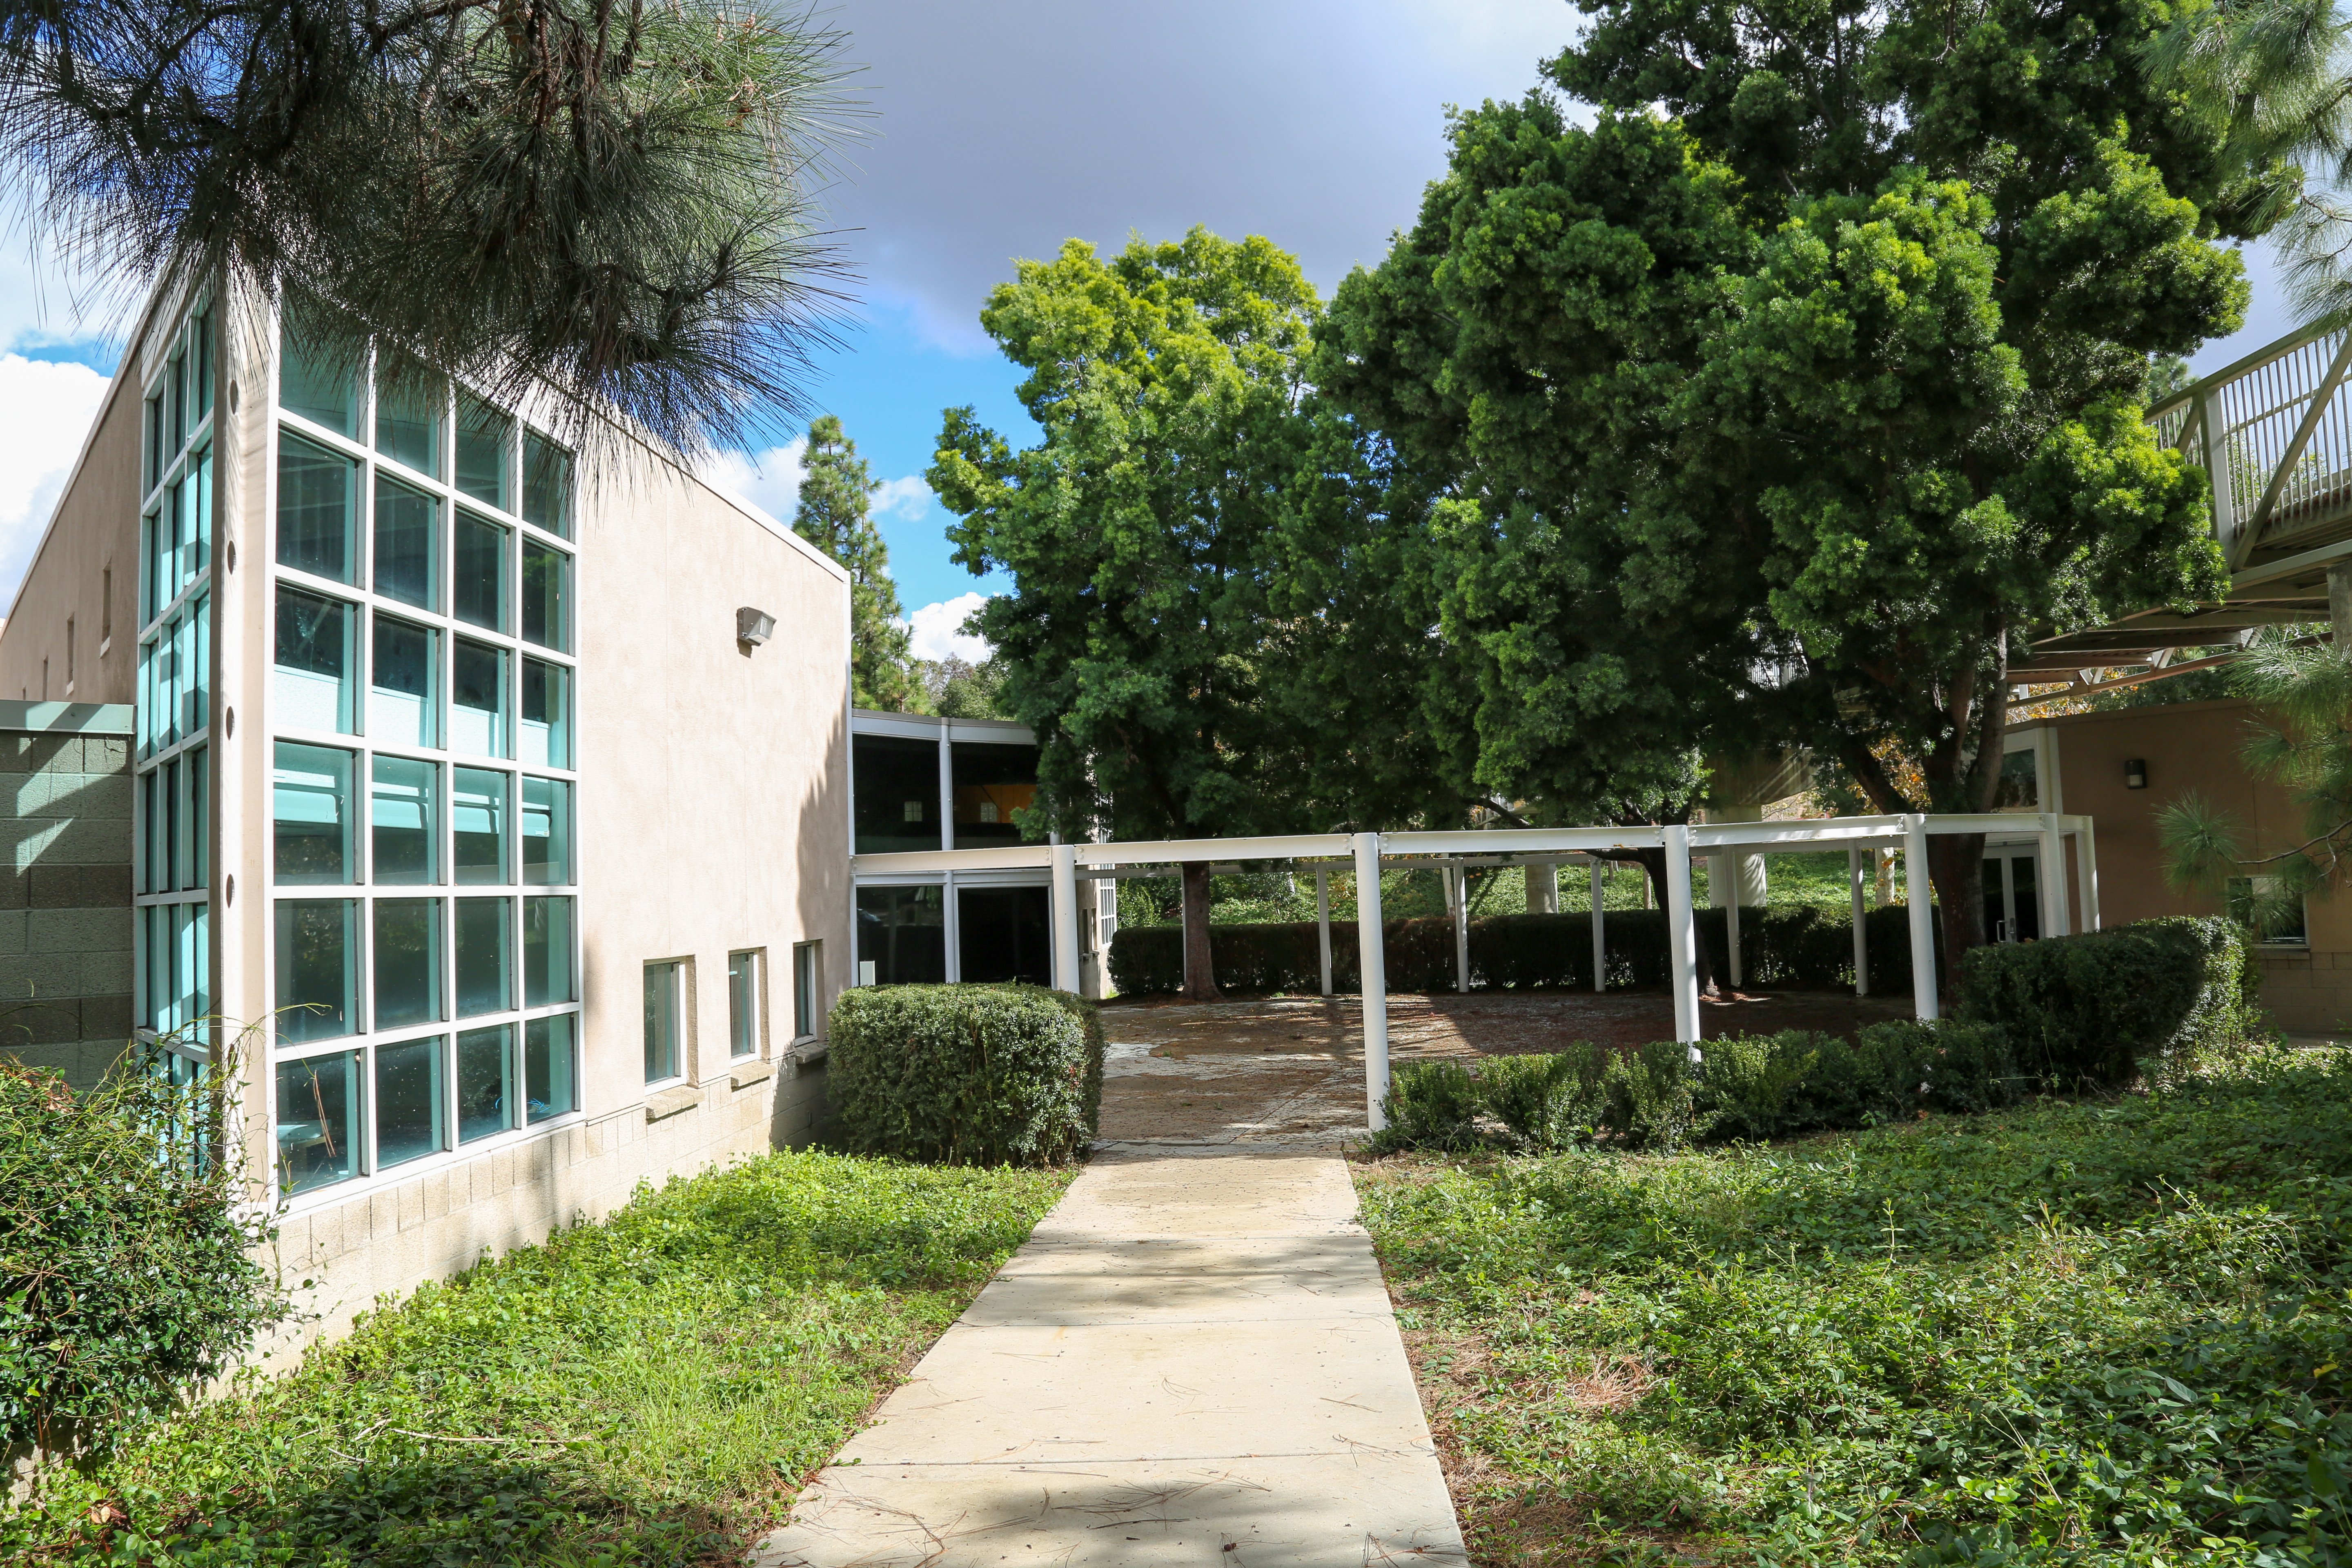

left=453, top=511, right=508, bottom=631
left=277, top=433, right=356, bottom=582
left=373, top=475, right=437, bottom=610
left=278, top=312, right=354, bottom=434
left=374, top=1035, right=445, bottom=1168
left=273, top=586, right=355, bottom=733
left=525, top=1014, right=577, bottom=1122
left=371, top=754, right=437, bottom=884
left=521, top=776, right=570, bottom=885
left=451, top=638, right=506, bottom=757
left=374, top=898, right=442, bottom=1029
left=456, top=1024, right=512, bottom=1143
left=452, top=767, right=507, bottom=883
left=521, top=541, right=570, bottom=651
left=272, top=741, right=353, bottom=884
left=523, top=433, right=570, bottom=536
left=455, top=398, right=510, bottom=509
left=370, top=616, right=437, bottom=749
left=520, top=658, right=569, bottom=768
left=274, top=899, right=356, bottom=1042
left=455, top=896, right=510, bottom=1016
left=374, top=361, right=443, bottom=478
left=524, top=896, right=573, bottom=1006
left=276, top=1051, right=359, bottom=1193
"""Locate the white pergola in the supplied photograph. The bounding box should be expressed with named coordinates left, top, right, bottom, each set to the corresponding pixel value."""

left=851, top=811, right=2099, bottom=1131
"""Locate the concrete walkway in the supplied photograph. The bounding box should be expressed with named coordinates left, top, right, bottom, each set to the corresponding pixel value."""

left=751, top=1144, right=1466, bottom=1567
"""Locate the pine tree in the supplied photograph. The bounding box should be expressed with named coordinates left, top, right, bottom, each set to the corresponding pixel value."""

left=794, top=416, right=926, bottom=712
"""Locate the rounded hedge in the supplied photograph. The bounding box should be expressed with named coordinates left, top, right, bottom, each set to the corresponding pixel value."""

left=827, top=984, right=1104, bottom=1165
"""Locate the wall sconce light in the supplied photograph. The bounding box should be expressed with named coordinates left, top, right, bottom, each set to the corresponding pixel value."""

left=2125, top=758, right=2148, bottom=790
left=736, top=606, right=775, bottom=646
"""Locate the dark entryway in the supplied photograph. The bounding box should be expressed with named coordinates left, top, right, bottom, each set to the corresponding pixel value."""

left=958, top=885, right=1051, bottom=985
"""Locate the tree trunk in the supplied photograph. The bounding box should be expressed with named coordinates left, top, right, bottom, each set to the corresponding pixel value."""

left=1526, top=862, right=1558, bottom=913
left=1180, top=861, right=1221, bottom=1002
left=1626, top=847, right=1717, bottom=998
left=1925, top=832, right=1988, bottom=1005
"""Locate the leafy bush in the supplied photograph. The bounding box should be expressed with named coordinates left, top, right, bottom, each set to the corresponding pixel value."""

left=828, top=984, right=1103, bottom=1165
left=1109, top=903, right=1933, bottom=995
left=1958, top=915, right=2261, bottom=1090
left=1702, top=1020, right=2023, bottom=1142
left=1370, top=1061, right=1483, bottom=1152
left=0, top=1051, right=281, bottom=1454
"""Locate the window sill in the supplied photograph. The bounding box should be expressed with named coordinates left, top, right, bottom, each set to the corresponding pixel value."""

left=786, top=1036, right=827, bottom=1065
left=645, top=1084, right=703, bottom=1123
left=729, top=1059, right=774, bottom=1091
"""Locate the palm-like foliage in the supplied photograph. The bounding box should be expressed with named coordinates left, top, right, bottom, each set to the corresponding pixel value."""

left=0, top=0, right=854, bottom=450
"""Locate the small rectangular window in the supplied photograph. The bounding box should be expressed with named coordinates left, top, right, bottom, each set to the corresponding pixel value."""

left=523, top=432, right=571, bottom=537
left=373, top=474, right=439, bottom=610
left=169, top=349, right=185, bottom=452
left=524, top=895, right=575, bottom=1006
left=374, top=359, right=444, bottom=479
left=185, top=744, right=208, bottom=890
left=192, top=305, right=213, bottom=423
left=455, top=397, right=512, bottom=510
left=521, top=776, right=571, bottom=884
left=369, top=615, right=439, bottom=749
left=272, top=740, right=354, bottom=884
left=453, top=510, right=509, bottom=632
left=276, top=1050, right=361, bottom=1194
left=455, top=895, right=512, bottom=1016
left=277, top=432, right=357, bottom=583
left=275, top=898, right=358, bottom=1043
left=2228, top=875, right=2310, bottom=946
left=521, top=540, right=571, bottom=652
left=65, top=617, right=74, bottom=688
left=274, top=586, right=356, bottom=734
left=374, top=898, right=443, bottom=1029
left=793, top=941, right=820, bottom=1039
left=456, top=1023, right=513, bottom=1143
left=144, top=392, right=162, bottom=496
left=452, top=766, right=509, bottom=883
left=728, top=950, right=760, bottom=1059
left=371, top=755, right=439, bottom=884
left=525, top=1014, right=577, bottom=1122
left=520, top=657, right=571, bottom=768
left=374, top=1034, right=445, bottom=1169
left=644, top=960, right=684, bottom=1083
left=450, top=637, right=508, bottom=757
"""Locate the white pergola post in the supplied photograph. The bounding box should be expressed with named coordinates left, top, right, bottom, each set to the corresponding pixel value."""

left=2037, top=813, right=2071, bottom=938
left=1050, top=844, right=1081, bottom=993
left=1315, top=868, right=1332, bottom=996
left=1589, top=860, right=1606, bottom=993
left=1449, top=865, right=1470, bottom=993
left=1664, top=825, right=1701, bottom=1058
left=1847, top=846, right=1870, bottom=997
left=1353, top=833, right=1390, bottom=1131
left=2076, top=820, right=2101, bottom=930
left=1723, top=851, right=1743, bottom=991
left=1903, top=814, right=1939, bottom=1020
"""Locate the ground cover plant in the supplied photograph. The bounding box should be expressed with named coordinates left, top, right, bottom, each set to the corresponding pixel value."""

left=2, top=1151, right=1072, bottom=1566
left=1356, top=1047, right=2352, bottom=1566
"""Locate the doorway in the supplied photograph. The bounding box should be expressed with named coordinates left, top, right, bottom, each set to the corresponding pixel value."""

left=1981, top=853, right=2041, bottom=944
left=958, top=884, right=1051, bottom=986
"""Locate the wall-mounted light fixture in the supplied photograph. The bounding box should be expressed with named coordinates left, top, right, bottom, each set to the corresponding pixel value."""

left=736, top=606, right=775, bottom=646
left=2125, top=758, right=2148, bottom=790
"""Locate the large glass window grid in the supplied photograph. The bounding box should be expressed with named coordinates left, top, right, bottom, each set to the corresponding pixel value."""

left=270, top=313, right=581, bottom=1203
left=136, top=303, right=215, bottom=1048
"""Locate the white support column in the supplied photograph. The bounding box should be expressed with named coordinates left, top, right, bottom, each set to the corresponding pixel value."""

left=942, top=870, right=961, bottom=983
left=1664, top=825, right=1701, bottom=1058
left=1724, top=852, right=1743, bottom=991
left=1450, top=865, right=1470, bottom=993
left=1590, top=860, right=1606, bottom=993
left=2037, top=813, right=2070, bottom=938
left=1903, top=814, right=1939, bottom=1020
left=1315, top=868, right=1333, bottom=997
left=1848, top=846, right=1870, bottom=997
left=1050, top=844, right=1080, bottom=994
left=1353, top=833, right=1390, bottom=1131
left=2076, top=821, right=2101, bottom=931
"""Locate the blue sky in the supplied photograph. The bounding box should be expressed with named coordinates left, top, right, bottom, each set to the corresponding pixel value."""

left=0, top=0, right=2314, bottom=636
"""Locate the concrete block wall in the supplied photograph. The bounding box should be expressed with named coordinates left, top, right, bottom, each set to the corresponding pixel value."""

left=0, top=704, right=134, bottom=1091
left=261, top=1053, right=829, bottom=1357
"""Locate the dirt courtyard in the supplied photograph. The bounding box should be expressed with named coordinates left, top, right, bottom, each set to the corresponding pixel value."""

left=1096, top=987, right=1915, bottom=1146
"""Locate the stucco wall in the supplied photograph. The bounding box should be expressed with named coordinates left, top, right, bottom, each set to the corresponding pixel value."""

left=2032, top=698, right=2350, bottom=1033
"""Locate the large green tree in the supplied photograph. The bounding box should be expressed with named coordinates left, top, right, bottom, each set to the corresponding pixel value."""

left=930, top=228, right=1467, bottom=1000
left=793, top=415, right=926, bottom=713
left=1320, top=0, right=2278, bottom=989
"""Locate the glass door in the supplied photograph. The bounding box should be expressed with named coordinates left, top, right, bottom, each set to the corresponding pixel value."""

left=1980, top=853, right=2041, bottom=943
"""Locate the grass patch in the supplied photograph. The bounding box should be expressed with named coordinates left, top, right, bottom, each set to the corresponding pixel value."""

left=1356, top=1047, right=2352, bottom=1566
left=4, top=1150, right=1073, bottom=1566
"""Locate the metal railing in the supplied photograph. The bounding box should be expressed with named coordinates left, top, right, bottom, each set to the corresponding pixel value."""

left=2151, top=323, right=2352, bottom=572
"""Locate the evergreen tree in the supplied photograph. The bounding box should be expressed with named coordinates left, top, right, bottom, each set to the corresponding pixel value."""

left=794, top=416, right=926, bottom=713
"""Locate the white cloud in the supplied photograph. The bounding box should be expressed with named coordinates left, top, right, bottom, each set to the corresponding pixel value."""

left=872, top=474, right=934, bottom=520
left=696, top=436, right=808, bottom=525
left=0, top=353, right=111, bottom=611
left=905, top=592, right=993, bottom=663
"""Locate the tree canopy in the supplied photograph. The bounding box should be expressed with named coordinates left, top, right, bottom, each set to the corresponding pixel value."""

left=792, top=415, right=926, bottom=713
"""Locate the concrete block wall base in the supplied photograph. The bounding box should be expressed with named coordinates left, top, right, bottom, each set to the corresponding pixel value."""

left=752, top=1145, right=1465, bottom=1568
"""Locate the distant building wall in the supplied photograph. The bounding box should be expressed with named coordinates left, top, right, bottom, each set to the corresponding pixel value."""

left=0, top=702, right=134, bottom=1089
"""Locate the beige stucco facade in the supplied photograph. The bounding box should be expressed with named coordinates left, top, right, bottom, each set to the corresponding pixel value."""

left=2, top=278, right=857, bottom=1354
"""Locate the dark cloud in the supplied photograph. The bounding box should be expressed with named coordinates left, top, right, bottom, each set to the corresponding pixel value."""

left=820, top=0, right=1577, bottom=347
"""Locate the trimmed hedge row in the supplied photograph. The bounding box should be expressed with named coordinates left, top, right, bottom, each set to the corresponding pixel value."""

left=1956, top=915, right=2260, bottom=1089
left=1110, top=904, right=1934, bottom=996
left=1376, top=1018, right=2026, bottom=1154
left=828, top=983, right=1104, bottom=1165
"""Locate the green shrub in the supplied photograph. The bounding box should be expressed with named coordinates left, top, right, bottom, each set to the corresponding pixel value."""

left=828, top=984, right=1103, bottom=1165
left=1601, top=1038, right=1706, bottom=1150
left=0, top=1050, right=281, bottom=1453
left=1958, top=915, right=2260, bottom=1090
left=1370, top=1061, right=1483, bottom=1152
left=1108, top=903, right=1935, bottom=996
left=1702, top=1020, right=2024, bottom=1142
